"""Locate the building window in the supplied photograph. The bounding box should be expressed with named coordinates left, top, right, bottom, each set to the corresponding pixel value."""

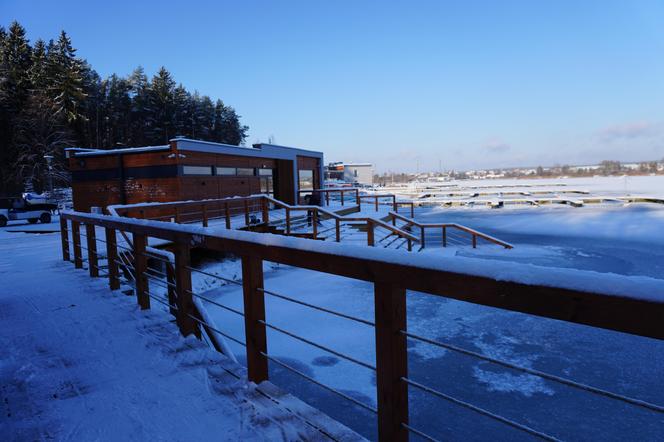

left=237, top=167, right=255, bottom=176
left=258, top=168, right=273, bottom=176
left=299, top=169, right=314, bottom=190
left=216, top=167, right=236, bottom=176
left=182, top=165, right=213, bottom=176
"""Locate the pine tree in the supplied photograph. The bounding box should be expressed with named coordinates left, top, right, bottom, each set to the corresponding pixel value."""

left=50, top=31, right=86, bottom=125
left=29, top=39, right=49, bottom=91
left=147, top=67, right=176, bottom=144
left=128, top=66, right=150, bottom=145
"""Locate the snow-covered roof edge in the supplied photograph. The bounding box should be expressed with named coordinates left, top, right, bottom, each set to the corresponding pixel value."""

left=68, top=146, right=170, bottom=157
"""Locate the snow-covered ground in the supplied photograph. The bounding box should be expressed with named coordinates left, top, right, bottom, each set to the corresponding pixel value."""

left=0, top=226, right=361, bottom=441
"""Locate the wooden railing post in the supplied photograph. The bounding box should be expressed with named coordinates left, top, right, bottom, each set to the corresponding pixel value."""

left=71, top=220, right=83, bottom=269
left=395, top=203, right=399, bottom=214
left=472, top=234, right=477, bottom=249
left=355, top=188, right=360, bottom=207
left=166, top=263, right=178, bottom=317
left=244, top=199, right=250, bottom=226
left=312, top=210, right=318, bottom=238
left=375, top=195, right=379, bottom=211
left=105, top=227, right=120, bottom=290
left=392, top=195, right=397, bottom=212
left=174, top=243, right=198, bottom=336
left=286, top=208, right=291, bottom=235
left=442, top=226, right=447, bottom=247
left=407, top=238, right=412, bottom=252
left=341, top=190, right=345, bottom=206
left=367, top=219, right=375, bottom=246
left=261, top=198, right=269, bottom=224
left=225, top=202, right=231, bottom=229
left=410, top=203, right=414, bottom=218
left=60, top=216, right=70, bottom=262
left=374, top=282, right=409, bottom=442
left=86, top=223, right=99, bottom=277
left=174, top=207, right=181, bottom=224
left=420, top=226, right=426, bottom=249
left=241, top=255, right=268, bottom=384
left=132, top=233, right=150, bottom=310
left=202, top=204, right=208, bottom=227
left=325, top=191, right=330, bottom=206
left=335, top=218, right=341, bottom=242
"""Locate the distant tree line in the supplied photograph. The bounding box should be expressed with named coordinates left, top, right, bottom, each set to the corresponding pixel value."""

left=0, top=21, right=249, bottom=195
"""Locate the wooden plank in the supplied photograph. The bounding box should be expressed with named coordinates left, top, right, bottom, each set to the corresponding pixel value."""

left=105, top=228, right=120, bottom=290
left=132, top=233, right=150, bottom=310
left=367, top=220, right=375, bottom=246
left=241, top=255, right=269, bottom=383
left=60, top=217, right=70, bottom=262
left=71, top=221, right=83, bottom=269
left=374, top=282, right=408, bottom=442
left=202, top=204, right=208, bottom=227
left=173, top=243, right=198, bottom=336
left=86, top=224, right=99, bottom=277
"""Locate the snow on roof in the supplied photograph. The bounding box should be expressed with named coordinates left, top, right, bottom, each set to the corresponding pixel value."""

left=342, top=163, right=373, bottom=167
left=71, top=145, right=170, bottom=157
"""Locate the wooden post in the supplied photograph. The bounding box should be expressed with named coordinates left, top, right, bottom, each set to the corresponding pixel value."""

left=341, top=190, right=345, bottom=206
left=367, top=220, right=375, bottom=246
left=442, top=226, right=447, bottom=247
left=105, top=228, right=120, bottom=290
left=410, top=203, right=414, bottom=218
left=174, top=243, right=198, bottom=336
left=392, top=213, right=396, bottom=226
left=395, top=203, right=399, bottom=214
left=312, top=210, right=318, bottom=238
left=166, top=263, right=178, bottom=317
left=392, top=195, right=397, bottom=212
left=420, top=226, right=426, bottom=249
left=86, top=224, right=99, bottom=277
left=225, top=203, right=231, bottom=229
left=241, top=255, right=268, bottom=384
left=60, top=217, right=70, bottom=262
left=261, top=198, right=269, bottom=224
left=72, top=221, right=83, bottom=269
left=472, top=234, right=477, bottom=248
left=335, top=218, right=341, bottom=242
left=202, top=204, right=208, bottom=227
left=407, top=238, right=412, bottom=252
left=286, top=208, right=291, bottom=235
left=325, top=191, right=330, bottom=206
left=374, top=282, right=409, bottom=442
left=375, top=195, right=379, bottom=211
left=174, top=207, right=181, bottom=224
left=244, top=199, right=250, bottom=226
left=355, top=188, right=360, bottom=206
left=133, top=233, right=150, bottom=310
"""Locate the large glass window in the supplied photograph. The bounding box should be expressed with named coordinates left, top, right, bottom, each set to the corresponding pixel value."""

left=299, top=169, right=314, bottom=190
left=237, top=167, right=255, bottom=176
left=182, top=165, right=213, bottom=176
left=258, top=168, right=273, bottom=176
left=216, top=167, right=236, bottom=176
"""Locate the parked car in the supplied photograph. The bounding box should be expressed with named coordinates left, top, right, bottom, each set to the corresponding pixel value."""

left=0, top=194, right=57, bottom=227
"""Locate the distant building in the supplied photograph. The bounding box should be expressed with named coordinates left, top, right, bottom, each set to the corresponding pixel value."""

left=66, top=138, right=323, bottom=212
left=325, top=162, right=374, bottom=186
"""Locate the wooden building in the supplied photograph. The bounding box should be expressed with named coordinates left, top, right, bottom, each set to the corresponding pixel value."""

left=67, top=138, right=324, bottom=212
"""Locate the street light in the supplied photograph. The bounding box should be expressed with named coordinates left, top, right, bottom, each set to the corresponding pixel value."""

left=43, top=155, right=54, bottom=197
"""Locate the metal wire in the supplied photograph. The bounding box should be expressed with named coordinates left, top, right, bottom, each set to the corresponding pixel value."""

left=402, top=377, right=560, bottom=441
left=186, top=314, right=246, bottom=347
left=401, top=423, right=442, bottom=442
left=145, top=267, right=169, bottom=279
left=147, top=292, right=179, bottom=311
left=145, top=273, right=171, bottom=290
left=185, top=266, right=243, bottom=286
left=258, top=320, right=376, bottom=371
left=260, top=351, right=378, bottom=414
left=258, top=287, right=375, bottom=327
left=402, top=330, right=664, bottom=413
left=187, top=289, right=244, bottom=317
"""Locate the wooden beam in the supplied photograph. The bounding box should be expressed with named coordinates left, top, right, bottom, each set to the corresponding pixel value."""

left=86, top=224, right=98, bottom=277
left=105, top=228, right=120, bottom=290
left=132, top=233, right=150, bottom=310
left=60, top=217, right=70, bottom=262
left=174, top=243, right=198, bottom=336
left=71, top=221, right=82, bottom=269
left=241, top=255, right=268, bottom=383
left=374, top=282, right=408, bottom=442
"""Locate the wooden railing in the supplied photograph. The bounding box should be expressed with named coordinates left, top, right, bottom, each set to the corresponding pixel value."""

left=298, top=187, right=361, bottom=207
left=388, top=211, right=513, bottom=250
left=59, top=211, right=664, bottom=441
left=297, top=188, right=416, bottom=216
left=110, top=194, right=421, bottom=250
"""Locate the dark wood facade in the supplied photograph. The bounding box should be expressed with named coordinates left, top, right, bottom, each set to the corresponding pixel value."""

left=68, top=139, right=323, bottom=212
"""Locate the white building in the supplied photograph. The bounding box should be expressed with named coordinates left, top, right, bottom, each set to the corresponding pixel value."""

left=325, top=162, right=374, bottom=186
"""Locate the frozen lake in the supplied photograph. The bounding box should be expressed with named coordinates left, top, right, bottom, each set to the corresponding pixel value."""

left=199, top=182, right=664, bottom=440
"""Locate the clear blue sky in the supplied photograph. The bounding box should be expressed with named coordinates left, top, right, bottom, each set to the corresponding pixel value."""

left=3, top=0, right=664, bottom=172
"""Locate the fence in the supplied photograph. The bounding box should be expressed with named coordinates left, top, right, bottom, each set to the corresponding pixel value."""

left=59, top=210, right=664, bottom=441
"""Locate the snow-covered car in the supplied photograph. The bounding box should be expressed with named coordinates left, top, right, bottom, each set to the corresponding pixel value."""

left=0, top=195, right=57, bottom=227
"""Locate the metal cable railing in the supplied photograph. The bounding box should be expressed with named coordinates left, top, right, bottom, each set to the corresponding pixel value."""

left=187, top=289, right=244, bottom=317
left=402, top=376, right=561, bottom=441
left=186, top=313, right=247, bottom=347
left=185, top=266, right=243, bottom=286
left=402, top=330, right=664, bottom=413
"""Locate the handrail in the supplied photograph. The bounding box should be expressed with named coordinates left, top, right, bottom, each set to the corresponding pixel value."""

left=59, top=210, right=664, bottom=441
left=388, top=211, right=513, bottom=249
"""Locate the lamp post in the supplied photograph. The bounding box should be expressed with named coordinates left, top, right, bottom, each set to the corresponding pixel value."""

left=43, top=155, right=54, bottom=197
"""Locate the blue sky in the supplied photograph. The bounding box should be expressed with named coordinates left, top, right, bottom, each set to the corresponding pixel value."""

left=3, top=0, right=664, bottom=172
